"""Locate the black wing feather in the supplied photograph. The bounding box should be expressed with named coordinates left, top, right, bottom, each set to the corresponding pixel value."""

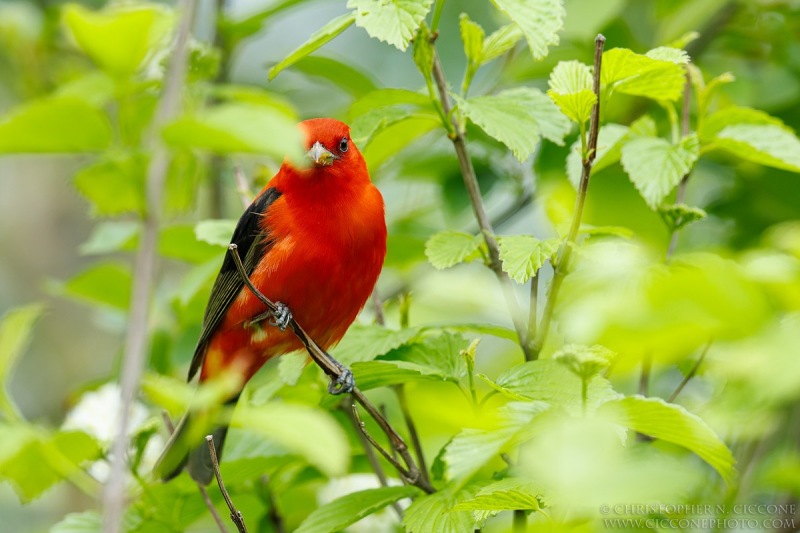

left=187, top=187, right=282, bottom=381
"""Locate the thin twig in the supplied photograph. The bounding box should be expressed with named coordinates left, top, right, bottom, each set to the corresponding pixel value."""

left=199, top=483, right=230, bottom=533
left=394, top=386, right=430, bottom=487
left=430, top=52, right=531, bottom=360
left=530, top=34, right=606, bottom=360
left=666, top=74, right=694, bottom=258
left=372, top=290, right=386, bottom=326
left=161, top=410, right=175, bottom=435
left=226, top=245, right=435, bottom=494
left=103, top=2, right=197, bottom=531
left=343, top=399, right=404, bottom=519
left=668, top=342, right=710, bottom=403
left=350, top=403, right=412, bottom=479
left=207, top=435, right=249, bottom=533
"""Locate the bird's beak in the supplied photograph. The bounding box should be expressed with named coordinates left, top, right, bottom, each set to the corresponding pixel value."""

left=307, top=141, right=335, bottom=167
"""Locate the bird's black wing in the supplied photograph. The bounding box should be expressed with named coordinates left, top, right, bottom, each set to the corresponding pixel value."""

left=187, top=187, right=282, bottom=381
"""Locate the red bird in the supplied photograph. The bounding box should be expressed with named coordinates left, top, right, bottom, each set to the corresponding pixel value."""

left=156, top=118, right=387, bottom=483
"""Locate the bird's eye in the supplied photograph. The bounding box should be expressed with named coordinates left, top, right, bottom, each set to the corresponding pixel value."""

left=339, top=136, right=349, bottom=153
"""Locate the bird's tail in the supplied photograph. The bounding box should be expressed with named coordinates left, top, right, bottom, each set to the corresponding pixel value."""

left=154, top=395, right=239, bottom=485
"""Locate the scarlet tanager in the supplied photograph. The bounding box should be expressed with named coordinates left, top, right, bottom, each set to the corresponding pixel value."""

left=155, top=118, right=387, bottom=484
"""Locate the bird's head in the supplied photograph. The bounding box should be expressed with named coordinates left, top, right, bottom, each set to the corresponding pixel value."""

left=296, top=118, right=367, bottom=179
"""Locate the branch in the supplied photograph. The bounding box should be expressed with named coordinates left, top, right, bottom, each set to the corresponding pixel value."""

left=668, top=341, right=710, bottom=403
left=207, top=435, right=249, bottom=533
left=530, top=34, right=606, bottom=360
left=103, top=2, right=197, bottom=531
left=227, top=245, right=435, bottom=494
left=430, top=51, right=531, bottom=360
left=666, top=74, right=694, bottom=258
left=394, top=386, right=430, bottom=487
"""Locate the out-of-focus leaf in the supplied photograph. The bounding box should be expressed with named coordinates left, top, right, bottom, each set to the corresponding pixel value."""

left=0, top=98, right=112, bottom=153
left=566, top=123, right=629, bottom=186
left=497, top=235, right=561, bottom=283
left=268, top=13, right=356, bottom=80
left=455, top=88, right=570, bottom=161
left=361, top=114, right=440, bottom=170
left=235, top=403, right=349, bottom=476
left=73, top=152, right=146, bottom=216
left=715, top=124, right=800, bottom=173
left=165, top=149, right=202, bottom=214
left=289, top=55, right=377, bottom=98
left=62, top=3, right=172, bottom=77
left=620, top=134, right=699, bottom=209
left=698, top=106, right=783, bottom=142
left=0, top=305, right=44, bottom=419
left=332, top=324, right=422, bottom=365
left=481, top=24, right=523, bottom=63
left=194, top=219, right=236, bottom=247
left=159, top=225, right=223, bottom=264
left=296, top=486, right=419, bottom=533
left=54, top=72, right=115, bottom=108
left=646, top=46, right=690, bottom=64
left=349, top=88, right=432, bottom=120
left=444, top=402, right=549, bottom=481
left=163, top=103, right=302, bottom=162
left=659, top=204, right=707, bottom=233
left=351, top=360, right=447, bottom=390
left=404, top=487, right=477, bottom=533
left=547, top=60, right=596, bottom=124
left=602, top=48, right=685, bottom=101
left=460, top=13, right=484, bottom=69
left=413, top=22, right=434, bottom=80
left=61, top=263, right=132, bottom=310
left=50, top=511, right=102, bottom=533
left=348, top=0, right=434, bottom=51
left=391, top=331, right=469, bottom=383
left=553, top=344, right=615, bottom=380
left=490, top=0, right=565, bottom=60
left=598, top=396, right=736, bottom=484
left=79, top=222, right=139, bottom=255
left=425, top=231, right=484, bottom=270
left=453, top=478, right=542, bottom=514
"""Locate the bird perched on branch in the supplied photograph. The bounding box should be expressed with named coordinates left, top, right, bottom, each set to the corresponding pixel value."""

left=155, top=118, right=387, bottom=484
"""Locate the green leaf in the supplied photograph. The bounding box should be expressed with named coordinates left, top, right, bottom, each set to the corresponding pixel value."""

left=296, top=486, right=419, bottom=533
left=490, top=0, right=565, bottom=60
left=566, top=123, right=629, bottom=186
left=547, top=60, right=596, bottom=124
left=54, top=72, right=116, bottom=108
left=659, top=203, right=707, bottom=233
left=351, top=107, right=411, bottom=147
left=0, top=97, right=112, bottom=153
left=73, top=152, right=146, bottom=216
left=698, top=106, right=783, bottom=143
left=553, top=344, right=616, bottom=380
left=332, top=324, right=421, bottom=365
left=268, top=13, right=355, bottom=80
left=455, top=88, right=570, bottom=161
left=351, top=360, right=448, bottom=390
left=715, top=124, right=800, bottom=173
left=497, top=235, right=561, bottom=283
left=425, top=231, right=484, bottom=270
left=361, top=114, right=440, bottom=170
left=445, top=402, right=549, bottom=481
left=646, top=46, right=690, bottom=64
left=163, top=103, right=302, bottom=161
left=404, top=487, right=477, bottom=533
left=459, top=13, right=484, bottom=67
left=159, top=225, right=224, bottom=264
left=392, top=331, right=469, bottom=383
left=0, top=305, right=44, bottom=419
left=602, top=48, right=685, bottom=102
left=481, top=24, right=524, bottom=64
left=235, top=403, right=349, bottom=477
left=194, top=219, right=236, bottom=247
left=413, top=22, right=434, bottom=79
left=61, top=262, right=132, bottom=310
left=50, top=511, right=102, bottom=533
left=453, top=478, right=542, bottom=513
left=349, top=88, right=432, bottom=120
left=277, top=351, right=307, bottom=386
left=598, top=396, right=736, bottom=484
left=289, top=55, right=377, bottom=98
left=79, top=221, right=139, bottom=255
left=348, top=0, right=435, bottom=51
left=63, top=3, right=172, bottom=77
left=620, top=134, right=700, bottom=209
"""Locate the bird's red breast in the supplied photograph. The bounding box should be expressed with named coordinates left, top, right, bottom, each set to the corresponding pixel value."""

left=198, top=118, right=387, bottom=382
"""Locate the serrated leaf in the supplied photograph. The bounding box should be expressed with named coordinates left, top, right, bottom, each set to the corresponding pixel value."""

left=646, top=46, right=690, bottom=64
left=351, top=360, right=446, bottom=390
left=268, top=13, right=355, bottom=80
left=455, top=88, right=571, bottom=161
left=598, top=396, right=736, bottom=484
left=659, top=203, right=707, bottom=233
left=73, top=152, right=146, bottom=216
left=62, top=3, right=172, bottom=77
left=164, top=103, right=302, bottom=161
left=296, top=486, right=419, bottom=533
left=235, top=403, right=349, bottom=477
left=404, top=487, right=477, bottom=533
left=497, top=235, right=561, bottom=283
left=547, top=60, right=596, bottom=124
left=566, top=123, right=630, bottom=186
left=620, top=134, right=700, bottom=209
left=0, top=97, right=112, bottom=153
left=425, top=231, right=484, bottom=269
left=392, top=331, right=469, bottom=383
left=444, top=402, right=549, bottom=481
left=453, top=478, right=542, bottom=512
left=413, top=22, right=434, bottom=77
left=716, top=124, right=800, bottom=173
left=50, top=511, right=102, bottom=533
left=348, top=0, right=434, bottom=51
left=61, top=263, right=132, bottom=310
left=194, top=219, right=236, bottom=247
left=481, top=23, right=523, bottom=64
left=490, top=0, right=564, bottom=60
left=0, top=305, right=44, bottom=419
left=332, top=324, right=421, bottom=365
left=553, top=343, right=615, bottom=380
left=459, top=13, right=484, bottom=67
left=602, top=48, right=685, bottom=101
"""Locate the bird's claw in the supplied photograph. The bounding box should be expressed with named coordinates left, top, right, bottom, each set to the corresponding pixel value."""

left=328, top=367, right=355, bottom=395
left=268, top=302, right=292, bottom=331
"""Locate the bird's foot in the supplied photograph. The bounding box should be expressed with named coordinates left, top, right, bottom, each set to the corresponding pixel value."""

left=328, top=365, right=355, bottom=395
left=247, top=302, right=292, bottom=332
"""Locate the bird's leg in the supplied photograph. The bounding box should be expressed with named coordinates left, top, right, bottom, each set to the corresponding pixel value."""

left=327, top=355, right=355, bottom=395
left=247, top=302, right=293, bottom=332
